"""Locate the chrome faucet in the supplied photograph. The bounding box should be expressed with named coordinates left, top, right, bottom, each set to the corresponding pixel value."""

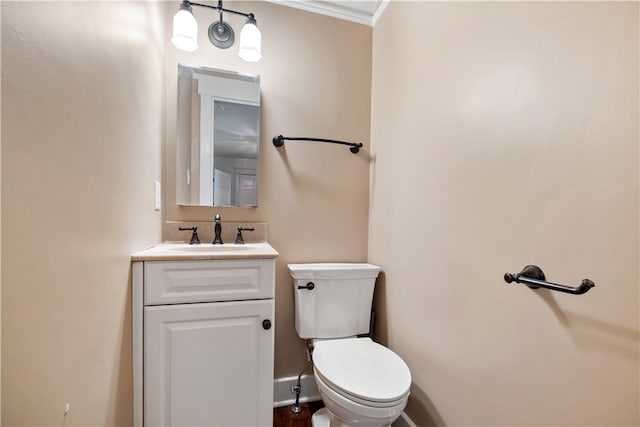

left=213, top=214, right=223, bottom=244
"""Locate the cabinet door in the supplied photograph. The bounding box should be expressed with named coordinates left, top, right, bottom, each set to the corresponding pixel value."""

left=144, top=299, right=274, bottom=426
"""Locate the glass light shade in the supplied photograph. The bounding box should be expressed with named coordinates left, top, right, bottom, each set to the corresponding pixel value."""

left=172, top=7, right=198, bottom=52
left=238, top=22, right=261, bottom=62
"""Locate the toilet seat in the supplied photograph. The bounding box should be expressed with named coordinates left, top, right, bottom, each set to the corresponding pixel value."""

left=312, top=338, right=411, bottom=407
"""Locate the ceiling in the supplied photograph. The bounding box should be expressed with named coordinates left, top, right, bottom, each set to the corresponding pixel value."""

left=265, top=0, right=387, bottom=26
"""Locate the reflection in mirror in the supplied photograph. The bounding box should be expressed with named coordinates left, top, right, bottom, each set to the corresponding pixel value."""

left=176, top=64, right=260, bottom=206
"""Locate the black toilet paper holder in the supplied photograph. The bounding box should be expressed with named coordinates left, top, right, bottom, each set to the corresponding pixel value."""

left=504, top=265, right=595, bottom=295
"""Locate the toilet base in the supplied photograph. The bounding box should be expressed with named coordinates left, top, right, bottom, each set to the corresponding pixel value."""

left=312, top=407, right=392, bottom=427
left=311, top=407, right=330, bottom=427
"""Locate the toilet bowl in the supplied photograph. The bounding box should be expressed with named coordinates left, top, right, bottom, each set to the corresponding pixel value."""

left=311, top=338, right=411, bottom=427
left=288, top=263, right=412, bottom=427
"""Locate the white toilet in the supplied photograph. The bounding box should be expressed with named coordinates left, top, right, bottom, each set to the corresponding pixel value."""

left=289, top=263, right=411, bottom=427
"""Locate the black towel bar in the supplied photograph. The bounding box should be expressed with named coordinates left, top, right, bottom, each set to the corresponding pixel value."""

left=273, top=135, right=363, bottom=154
left=504, top=265, right=595, bottom=295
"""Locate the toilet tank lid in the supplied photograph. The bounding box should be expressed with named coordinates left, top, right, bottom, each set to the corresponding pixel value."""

left=288, top=263, right=381, bottom=280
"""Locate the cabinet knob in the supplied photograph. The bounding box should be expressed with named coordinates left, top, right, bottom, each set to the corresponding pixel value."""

left=262, top=319, right=272, bottom=330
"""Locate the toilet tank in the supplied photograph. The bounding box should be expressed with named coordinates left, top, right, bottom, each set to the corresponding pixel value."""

left=288, top=263, right=381, bottom=339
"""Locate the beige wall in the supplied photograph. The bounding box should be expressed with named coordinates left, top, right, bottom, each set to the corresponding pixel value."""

left=370, top=2, right=639, bottom=426
left=1, top=1, right=371, bottom=424
left=162, top=1, right=372, bottom=378
left=2, top=1, right=164, bottom=425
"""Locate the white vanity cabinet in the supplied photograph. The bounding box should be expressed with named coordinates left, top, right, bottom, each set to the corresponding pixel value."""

left=132, top=244, right=278, bottom=427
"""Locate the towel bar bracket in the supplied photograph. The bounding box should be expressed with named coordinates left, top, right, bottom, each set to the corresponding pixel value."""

left=504, top=265, right=545, bottom=289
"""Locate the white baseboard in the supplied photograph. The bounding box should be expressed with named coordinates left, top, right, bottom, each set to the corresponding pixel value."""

left=273, top=374, right=321, bottom=408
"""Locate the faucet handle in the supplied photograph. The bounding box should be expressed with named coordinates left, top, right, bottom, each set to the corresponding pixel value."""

left=235, top=227, right=255, bottom=244
left=178, top=226, right=200, bottom=245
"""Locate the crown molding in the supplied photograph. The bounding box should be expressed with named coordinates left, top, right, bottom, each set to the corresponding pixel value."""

left=266, top=0, right=387, bottom=27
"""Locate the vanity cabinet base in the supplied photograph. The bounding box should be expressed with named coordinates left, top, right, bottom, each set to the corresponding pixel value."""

left=132, top=258, right=275, bottom=427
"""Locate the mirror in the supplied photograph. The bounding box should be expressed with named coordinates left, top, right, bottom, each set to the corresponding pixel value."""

left=176, top=64, right=260, bottom=206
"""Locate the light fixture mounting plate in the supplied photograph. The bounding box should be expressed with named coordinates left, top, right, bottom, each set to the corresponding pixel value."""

left=208, top=21, right=234, bottom=49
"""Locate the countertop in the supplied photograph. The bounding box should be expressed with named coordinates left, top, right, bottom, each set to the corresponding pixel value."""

left=131, top=241, right=279, bottom=261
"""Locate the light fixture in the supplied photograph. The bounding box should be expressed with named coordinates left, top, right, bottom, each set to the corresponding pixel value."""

left=171, top=0, right=262, bottom=62
left=239, top=14, right=261, bottom=62
left=171, top=1, right=198, bottom=52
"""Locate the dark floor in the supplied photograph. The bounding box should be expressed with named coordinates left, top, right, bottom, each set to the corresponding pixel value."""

left=273, top=401, right=325, bottom=427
